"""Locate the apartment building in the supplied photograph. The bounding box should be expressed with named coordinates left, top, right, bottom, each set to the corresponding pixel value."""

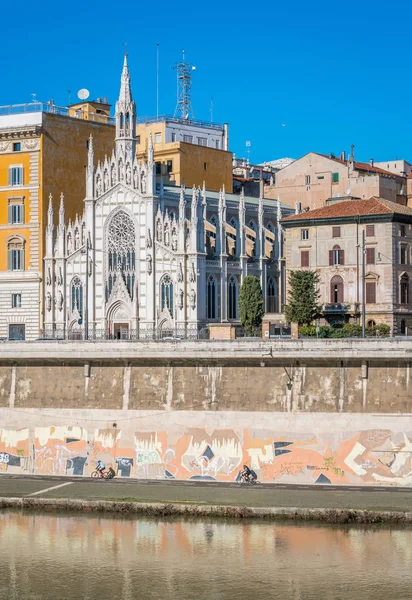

left=281, top=197, right=412, bottom=334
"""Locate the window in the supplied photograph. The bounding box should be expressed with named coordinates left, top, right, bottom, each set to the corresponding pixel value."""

left=107, top=211, right=136, bottom=300
left=366, top=247, right=375, bottom=264
left=301, top=229, right=309, bottom=240
left=400, top=245, right=408, bottom=265
left=330, top=275, right=344, bottom=303
left=171, top=132, right=176, bottom=142
left=198, top=137, right=207, bottom=146
left=317, top=175, right=324, bottom=180
left=183, top=135, right=193, bottom=143
left=367, top=320, right=376, bottom=328
left=400, top=319, right=407, bottom=335
left=136, top=135, right=141, bottom=144
left=161, top=275, right=174, bottom=314
left=71, top=277, right=83, bottom=314
left=13, top=142, right=21, bottom=152
left=332, top=172, right=339, bottom=183
left=215, top=140, right=220, bottom=149
left=7, top=237, right=24, bottom=271
left=8, top=324, right=25, bottom=340
left=166, top=160, right=173, bottom=174
left=301, top=250, right=309, bottom=267
left=400, top=274, right=409, bottom=304
left=155, top=161, right=162, bottom=175
left=366, top=225, right=375, bottom=237
left=305, top=175, right=311, bottom=185
left=204, top=162, right=207, bottom=171
left=332, top=226, right=341, bottom=238
left=8, top=166, right=23, bottom=186
left=366, top=281, right=376, bottom=304
left=267, top=276, right=277, bottom=312
left=207, top=275, right=217, bottom=319
left=154, top=133, right=161, bottom=144
left=8, top=203, right=24, bottom=224
left=11, top=293, right=21, bottom=308
left=400, top=224, right=406, bottom=237
left=228, top=276, right=238, bottom=319
left=330, top=245, right=344, bottom=266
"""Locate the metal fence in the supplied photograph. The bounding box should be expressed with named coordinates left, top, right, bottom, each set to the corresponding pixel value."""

left=39, top=324, right=210, bottom=342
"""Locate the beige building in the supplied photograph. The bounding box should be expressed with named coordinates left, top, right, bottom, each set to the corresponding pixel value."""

left=267, top=151, right=408, bottom=211
left=281, top=197, right=412, bottom=334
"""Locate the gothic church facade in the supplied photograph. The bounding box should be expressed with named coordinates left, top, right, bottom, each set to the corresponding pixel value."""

left=44, top=57, right=291, bottom=338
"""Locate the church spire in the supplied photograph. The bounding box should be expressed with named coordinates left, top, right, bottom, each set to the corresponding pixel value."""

left=119, top=53, right=133, bottom=105
left=115, top=54, right=136, bottom=160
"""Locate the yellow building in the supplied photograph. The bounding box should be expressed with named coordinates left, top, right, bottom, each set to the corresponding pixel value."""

left=0, top=102, right=115, bottom=339
left=135, top=117, right=232, bottom=192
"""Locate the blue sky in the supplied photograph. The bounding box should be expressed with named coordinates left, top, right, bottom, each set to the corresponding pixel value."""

left=1, top=0, right=411, bottom=164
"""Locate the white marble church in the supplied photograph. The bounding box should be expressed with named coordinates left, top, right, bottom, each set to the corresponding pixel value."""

left=43, top=56, right=292, bottom=339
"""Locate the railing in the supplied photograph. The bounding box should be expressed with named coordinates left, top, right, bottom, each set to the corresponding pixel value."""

left=136, top=114, right=224, bottom=130
left=0, top=102, right=115, bottom=124
left=39, top=324, right=210, bottom=342
left=235, top=326, right=263, bottom=339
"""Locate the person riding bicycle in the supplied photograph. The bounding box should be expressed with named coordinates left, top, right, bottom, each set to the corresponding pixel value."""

left=241, top=464, right=252, bottom=482
left=96, top=460, right=106, bottom=478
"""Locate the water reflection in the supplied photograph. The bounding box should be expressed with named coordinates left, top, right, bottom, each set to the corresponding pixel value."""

left=0, top=512, right=411, bottom=599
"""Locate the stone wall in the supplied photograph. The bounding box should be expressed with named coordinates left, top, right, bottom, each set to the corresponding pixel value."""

left=0, top=339, right=411, bottom=485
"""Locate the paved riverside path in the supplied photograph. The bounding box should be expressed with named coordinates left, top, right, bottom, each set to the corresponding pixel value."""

left=0, top=475, right=412, bottom=512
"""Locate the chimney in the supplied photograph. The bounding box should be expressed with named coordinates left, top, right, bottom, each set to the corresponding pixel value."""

left=103, top=96, right=108, bottom=104
left=97, top=97, right=102, bottom=103
left=340, top=151, right=346, bottom=161
left=370, top=159, right=374, bottom=167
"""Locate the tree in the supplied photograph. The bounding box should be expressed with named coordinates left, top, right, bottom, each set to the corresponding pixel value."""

left=238, top=275, right=264, bottom=333
left=284, top=270, right=321, bottom=325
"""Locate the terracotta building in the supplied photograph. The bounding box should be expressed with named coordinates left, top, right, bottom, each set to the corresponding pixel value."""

left=281, top=197, right=412, bottom=334
left=267, top=151, right=409, bottom=211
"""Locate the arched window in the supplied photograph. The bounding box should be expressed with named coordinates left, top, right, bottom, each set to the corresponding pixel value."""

left=400, top=319, right=407, bottom=335
left=71, top=277, right=83, bottom=314
left=228, top=275, right=238, bottom=319
left=367, top=320, right=376, bottom=328
left=400, top=274, right=409, bottom=304
left=74, top=228, right=80, bottom=251
left=7, top=236, right=25, bottom=271
left=125, top=112, right=130, bottom=134
left=107, top=210, right=136, bottom=300
left=246, top=220, right=256, bottom=258
left=330, top=275, right=344, bottom=303
left=330, top=245, right=344, bottom=266
left=119, top=113, right=124, bottom=130
left=267, top=276, right=277, bottom=312
left=207, top=275, right=217, bottom=319
left=161, top=275, right=174, bottom=314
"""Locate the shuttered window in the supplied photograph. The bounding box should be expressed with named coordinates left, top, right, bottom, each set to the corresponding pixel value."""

left=8, top=166, right=23, bottom=186
left=366, top=225, right=375, bottom=237
left=332, top=226, right=341, bottom=238
left=329, top=247, right=344, bottom=265
left=366, top=282, right=376, bottom=304
left=366, top=247, right=375, bottom=264
left=301, top=251, right=309, bottom=267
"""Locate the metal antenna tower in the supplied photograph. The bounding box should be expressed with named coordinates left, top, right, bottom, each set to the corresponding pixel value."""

left=173, top=50, right=196, bottom=120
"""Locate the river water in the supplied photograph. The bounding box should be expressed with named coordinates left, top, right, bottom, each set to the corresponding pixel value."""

left=0, top=512, right=411, bottom=600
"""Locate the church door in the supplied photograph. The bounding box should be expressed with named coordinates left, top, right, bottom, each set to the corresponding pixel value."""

left=113, top=323, right=129, bottom=340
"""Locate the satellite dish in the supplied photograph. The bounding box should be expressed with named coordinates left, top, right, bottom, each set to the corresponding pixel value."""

left=346, top=188, right=351, bottom=195
left=77, top=88, right=90, bottom=101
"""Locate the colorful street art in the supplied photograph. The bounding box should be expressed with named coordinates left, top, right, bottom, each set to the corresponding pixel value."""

left=0, top=423, right=412, bottom=486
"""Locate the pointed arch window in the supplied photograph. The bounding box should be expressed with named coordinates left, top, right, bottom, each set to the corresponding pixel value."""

left=228, top=275, right=238, bottom=319
left=207, top=275, right=217, bottom=319
left=267, top=276, right=277, bottom=312
left=161, top=275, right=174, bottom=314
left=400, top=274, right=409, bottom=304
left=106, top=210, right=136, bottom=300
left=71, top=277, right=83, bottom=315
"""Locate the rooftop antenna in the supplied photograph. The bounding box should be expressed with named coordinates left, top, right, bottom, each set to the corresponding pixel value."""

left=210, top=96, right=213, bottom=125
left=246, top=140, right=251, bottom=165
left=156, top=43, right=160, bottom=119
left=66, top=90, right=72, bottom=106
left=173, top=50, right=196, bottom=120
left=31, top=93, right=37, bottom=103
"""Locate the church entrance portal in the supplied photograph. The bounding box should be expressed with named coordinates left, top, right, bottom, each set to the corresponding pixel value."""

left=113, top=323, right=129, bottom=340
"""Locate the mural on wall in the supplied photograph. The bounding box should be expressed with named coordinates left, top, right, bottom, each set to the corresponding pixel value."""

left=0, top=425, right=412, bottom=486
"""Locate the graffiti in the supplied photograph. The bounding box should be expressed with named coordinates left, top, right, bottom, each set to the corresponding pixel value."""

left=0, top=424, right=411, bottom=486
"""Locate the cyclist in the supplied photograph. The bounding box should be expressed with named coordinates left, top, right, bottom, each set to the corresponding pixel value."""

left=96, top=459, right=106, bottom=478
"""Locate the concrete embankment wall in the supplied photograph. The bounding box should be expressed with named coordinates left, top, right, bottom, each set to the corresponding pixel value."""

left=0, top=339, right=411, bottom=486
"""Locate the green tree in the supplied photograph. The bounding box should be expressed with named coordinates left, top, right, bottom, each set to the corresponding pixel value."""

left=238, top=275, right=264, bottom=333
left=284, top=270, right=321, bottom=325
